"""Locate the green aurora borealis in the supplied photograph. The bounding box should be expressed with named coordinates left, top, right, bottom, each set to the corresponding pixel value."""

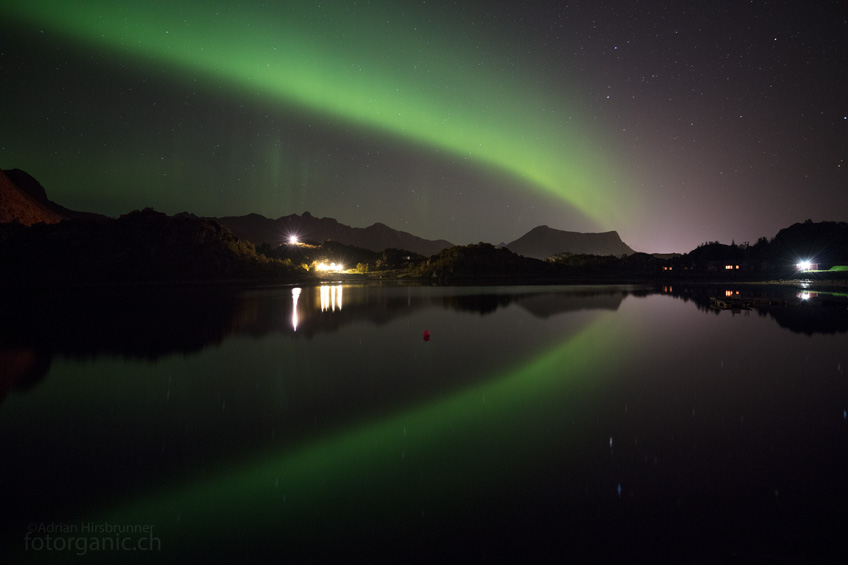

left=87, top=300, right=622, bottom=559
left=2, top=1, right=846, bottom=251
left=3, top=1, right=625, bottom=238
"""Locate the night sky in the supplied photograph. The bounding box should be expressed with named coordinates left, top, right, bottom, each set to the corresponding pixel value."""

left=1, top=1, right=846, bottom=252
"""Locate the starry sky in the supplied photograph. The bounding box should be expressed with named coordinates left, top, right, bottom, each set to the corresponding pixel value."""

left=1, top=1, right=846, bottom=252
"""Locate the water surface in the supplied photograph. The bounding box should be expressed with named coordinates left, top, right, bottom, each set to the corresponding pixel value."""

left=1, top=284, right=846, bottom=562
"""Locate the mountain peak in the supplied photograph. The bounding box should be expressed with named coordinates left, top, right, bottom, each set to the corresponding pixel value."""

left=506, top=225, right=634, bottom=259
left=5, top=169, right=50, bottom=206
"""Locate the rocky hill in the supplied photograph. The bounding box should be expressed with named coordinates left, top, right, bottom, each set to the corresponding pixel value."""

left=506, top=225, right=635, bottom=259
left=0, top=168, right=109, bottom=225
left=4, top=169, right=109, bottom=222
left=0, top=168, right=65, bottom=225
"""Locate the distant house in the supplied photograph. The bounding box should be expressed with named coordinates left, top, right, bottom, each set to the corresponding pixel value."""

left=704, top=260, right=752, bottom=273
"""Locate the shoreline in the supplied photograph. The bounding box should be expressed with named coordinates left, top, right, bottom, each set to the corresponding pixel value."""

left=2, top=270, right=846, bottom=292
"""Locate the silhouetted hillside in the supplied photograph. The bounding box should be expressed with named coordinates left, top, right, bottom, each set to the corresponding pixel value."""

left=0, top=209, right=304, bottom=286
left=770, top=221, right=848, bottom=266
left=412, top=243, right=551, bottom=281
left=506, top=225, right=635, bottom=259
left=548, top=251, right=664, bottom=274
left=669, top=221, right=848, bottom=276
left=214, top=211, right=453, bottom=256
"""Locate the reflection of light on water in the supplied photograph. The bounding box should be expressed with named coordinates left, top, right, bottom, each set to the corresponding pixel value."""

left=292, top=285, right=344, bottom=330
left=320, top=284, right=343, bottom=312
left=291, top=288, right=301, bottom=331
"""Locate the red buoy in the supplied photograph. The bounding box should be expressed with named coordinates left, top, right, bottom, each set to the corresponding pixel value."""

left=423, top=330, right=430, bottom=342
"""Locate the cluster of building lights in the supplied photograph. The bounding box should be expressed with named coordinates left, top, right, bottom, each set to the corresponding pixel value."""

left=315, top=262, right=345, bottom=272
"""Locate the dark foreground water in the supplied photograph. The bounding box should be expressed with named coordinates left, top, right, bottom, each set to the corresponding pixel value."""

left=1, top=283, right=847, bottom=563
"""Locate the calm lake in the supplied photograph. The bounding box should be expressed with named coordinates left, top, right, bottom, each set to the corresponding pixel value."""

left=2, top=283, right=847, bottom=563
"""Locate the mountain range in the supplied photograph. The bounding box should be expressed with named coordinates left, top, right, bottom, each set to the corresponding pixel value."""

left=211, top=212, right=455, bottom=257
left=2, top=166, right=635, bottom=258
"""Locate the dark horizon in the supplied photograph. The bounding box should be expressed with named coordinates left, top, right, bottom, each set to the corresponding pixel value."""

left=4, top=165, right=847, bottom=262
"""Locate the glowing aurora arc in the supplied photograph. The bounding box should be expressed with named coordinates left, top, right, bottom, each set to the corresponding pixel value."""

left=5, top=0, right=626, bottom=225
